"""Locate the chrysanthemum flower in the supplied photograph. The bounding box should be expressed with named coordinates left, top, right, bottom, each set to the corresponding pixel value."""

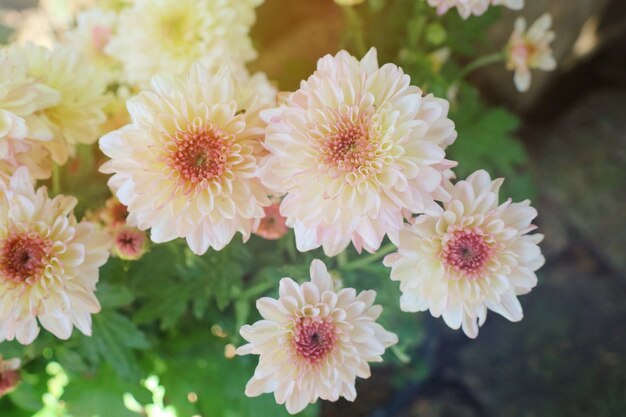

left=254, top=202, right=289, bottom=241
left=64, top=8, right=120, bottom=84
left=260, top=48, right=457, bottom=256
left=99, top=64, right=275, bottom=255
left=9, top=44, right=108, bottom=166
left=0, top=48, right=60, bottom=179
left=384, top=170, right=544, bottom=338
left=106, top=0, right=263, bottom=87
left=0, top=355, right=21, bottom=397
left=428, top=0, right=523, bottom=19
left=506, top=13, right=556, bottom=92
left=0, top=168, right=111, bottom=345
left=236, top=259, right=398, bottom=414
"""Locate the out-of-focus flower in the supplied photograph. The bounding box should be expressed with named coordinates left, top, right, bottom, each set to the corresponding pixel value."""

left=8, top=44, right=108, bottom=166
left=106, top=0, right=263, bottom=87
left=428, top=0, right=523, bottom=19
left=334, top=0, right=366, bottom=5
left=100, top=64, right=275, bottom=255
left=236, top=259, right=397, bottom=414
left=0, top=167, right=111, bottom=345
left=98, top=196, right=130, bottom=230
left=506, top=14, right=556, bottom=92
left=0, top=356, right=21, bottom=398
left=260, top=48, right=457, bottom=256
left=64, top=8, right=121, bottom=84
left=384, top=170, right=544, bottom=338
left=254, top=201, right=289, bottom=240
left=0, top=48, right=60, bottom=179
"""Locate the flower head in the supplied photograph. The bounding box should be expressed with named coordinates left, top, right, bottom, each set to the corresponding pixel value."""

left=0, top=168, right=111, bottom=345
left=0, top=356, right=21, bottom=397
left=111, top=226, right=149, bottom=261
left=384, top=170, right=544, bottom=338
left=8, top=44, right=108, bottom=166
left=506, top=13, right=556, bottom=92
left=260, top=48, right=457, bottom=256
left=99, top=64, right=275, bottom=255
left=106, top=0, right=263, bottom=87
left=236, top=259, right=397, bottom=414
left=254, top=201, right=289, bottom=240
left=428, top=0, right=523, bottom=19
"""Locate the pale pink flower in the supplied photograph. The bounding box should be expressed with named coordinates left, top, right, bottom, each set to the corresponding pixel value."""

left=0, top=356, right=21, bottom=398
left=384, top=170, right=544, bottom=338
left=260, top=48, right=457, bottom=256
left=236, top=259, right=397, bottom=414
left=254, top=202, right=289, bottom=240
left=99, top=64, right=274, bottom=255
left=0, top=168, right=111, bottom=345
left=506, top=14, right=556, bottom=92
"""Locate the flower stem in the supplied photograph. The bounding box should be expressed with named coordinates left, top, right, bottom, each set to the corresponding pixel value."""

left=52, top=164, right=62, bottom=196
left=341, top=243, right=397, bottom=272
left=343, top=6, right=367, bottom=57
left=457, top=52, right=505, bottom=80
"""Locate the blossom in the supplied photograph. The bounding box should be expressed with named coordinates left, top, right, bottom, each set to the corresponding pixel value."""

left=64, top=8, right=121, bottom=84
left=236, top=259, right=397, bottom=414
left=0, top=356, right=21, bottom=397
left=106, top=0, right=263, bottom=87
left=111, top=226, right=149, bottom=261
left=254, top=202, right=289, bottom=240
left=428, top=0, right=523, bottom=19
left=260, top=48, right=457, bottom=256
left=0, top=48, right=59, bottom=179
left=384, top=170, right=544, bottom=338
left=99, top=63, right=275, bottom=255
left=8, top=43, right=108, bottom=166
left=0, top=167, right=111, bottom=345
left=506, top=14, right=556, bottom=92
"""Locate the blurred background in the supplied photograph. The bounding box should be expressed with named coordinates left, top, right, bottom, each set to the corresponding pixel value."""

left=1, top=0, right=625, bottom=416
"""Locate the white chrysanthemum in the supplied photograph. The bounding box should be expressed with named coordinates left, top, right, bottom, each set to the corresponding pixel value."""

left=64, top=8, right=121, bottom=84
left=260, top=48, right=457, bottom=256
left=0, top=168, right=111, bottom=345
left=9, top=44, right=108, bottom=166
left=506, top=14, right=556, bottom=92
left=428, top=0, right=523, bottom=19
left=99, top=63, right=275, bottom=255
left=236, top=259, right=398, bottom=415
left=384, top=170, right=544, bottom=338
left=0, top=48, right=60, bottom=179
left=106, top=0, right=263, bottom=87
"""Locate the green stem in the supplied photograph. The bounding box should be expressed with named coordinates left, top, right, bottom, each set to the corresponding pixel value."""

left=343, top=6, right=367, bottom=56
left=341, top=243, right=396, bottom=272
left=337, top=251, right=349, bottom=268
left=457, top=52, right=505, bottom=80
left=52, top=164, right=61, bottom=196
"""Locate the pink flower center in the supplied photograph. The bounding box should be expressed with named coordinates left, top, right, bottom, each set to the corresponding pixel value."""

left=442, top=230, right=492, bottom=278
left=323, top=115, right=374, bottom=172
left=0, top=232, right=51, bottom=283
left=0, top=369, right=20, bottom=397
left=167, top=124, right=232, bottom=191
left=293, top=317, right=337, bottom=364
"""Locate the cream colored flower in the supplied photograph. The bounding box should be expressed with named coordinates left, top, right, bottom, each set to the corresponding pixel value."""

left=384, top=170, right=544, bottom=338
left=99, top=63, right=275, bottom=255
left=428, top=0, right=523, bottom=19
left=260, top=48, right=457, bottom=256
left=0, top=48, right=59, bottom=179
left=236, top=259, right=398, bottom=414
left=9, top=44, right=108, bottom=166
left=0, top=355, right=21, bottom=397
left=64, top=8, right=121, bottom=84
left=106, top=0, right=263, bottom=87
left=0, top=167, right=111, bottom=345
left=506, top=13, right=556, bottom=92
